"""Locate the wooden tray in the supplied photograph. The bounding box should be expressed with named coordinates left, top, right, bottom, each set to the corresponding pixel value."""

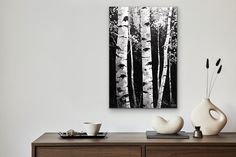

left=58, top=132, right=108, bottom=139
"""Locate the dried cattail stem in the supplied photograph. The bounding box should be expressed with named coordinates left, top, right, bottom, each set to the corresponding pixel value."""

left=208, top=63, right=223, bottom=97
left=206, top=58, right=209, bottom=98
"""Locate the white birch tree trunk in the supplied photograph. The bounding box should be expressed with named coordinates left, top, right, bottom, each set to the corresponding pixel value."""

left=169, top=59, right=173, bottom=104
left=157, top=7, right=173, bottom=108
left=140, top=7, right=153, bottom=108
left=128, top=13, right=137, bottom=108
left=116, top=7, right=130, bottom=108
left=157, top=27, right=160, bottom=98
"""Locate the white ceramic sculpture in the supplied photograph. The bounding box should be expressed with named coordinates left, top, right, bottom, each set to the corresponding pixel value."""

left=151, top=116, right=184, bottom=134
left=191, top=98, right=227, bottom=135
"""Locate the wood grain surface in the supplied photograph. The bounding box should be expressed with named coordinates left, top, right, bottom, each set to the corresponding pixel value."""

left=32, top=132, right=236, bottom=157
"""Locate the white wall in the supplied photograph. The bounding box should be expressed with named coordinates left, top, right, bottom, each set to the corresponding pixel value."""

left=1, top=0, right=236, bottom=156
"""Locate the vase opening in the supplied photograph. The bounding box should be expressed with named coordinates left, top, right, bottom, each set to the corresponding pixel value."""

left=210, top=109, right=220, bottom=120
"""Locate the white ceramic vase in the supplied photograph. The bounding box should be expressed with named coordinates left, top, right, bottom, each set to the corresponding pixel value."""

left=191, top=98, right=227, bottom=135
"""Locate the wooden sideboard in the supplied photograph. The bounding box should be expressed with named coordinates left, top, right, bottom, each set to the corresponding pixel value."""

left=32, top=132, right=236, bottom=157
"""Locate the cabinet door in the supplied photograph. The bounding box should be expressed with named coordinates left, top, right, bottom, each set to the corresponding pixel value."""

left=146, top=146, right=236, bottom=157
left=36, top=146, right=141, bottom=157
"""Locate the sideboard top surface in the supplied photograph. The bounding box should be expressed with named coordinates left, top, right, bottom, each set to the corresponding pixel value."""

left=32, top=132, right=236, bottom=146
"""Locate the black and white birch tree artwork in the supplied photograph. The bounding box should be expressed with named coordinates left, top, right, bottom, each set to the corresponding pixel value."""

left=109, top=6, right=177, bottom=109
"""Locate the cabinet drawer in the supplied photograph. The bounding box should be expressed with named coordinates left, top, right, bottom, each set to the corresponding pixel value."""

left=146, top=146, right=236, bottom=157
left=36, top=146, right=141, bottom=157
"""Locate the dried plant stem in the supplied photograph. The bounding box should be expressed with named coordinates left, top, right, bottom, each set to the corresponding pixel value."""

left=209, top=75, right=218, bottom=97
left=206, top=70, right=209, bottom=98
left=206, top=58, right=209, bottom=98
left=209, top=67, right=216, bottom=97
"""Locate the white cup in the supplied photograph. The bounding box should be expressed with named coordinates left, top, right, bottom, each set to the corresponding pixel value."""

left=83, top=122, right=102, bottom=136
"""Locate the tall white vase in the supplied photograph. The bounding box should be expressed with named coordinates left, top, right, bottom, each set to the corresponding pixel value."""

left=191, top=98, right=227, bottom=135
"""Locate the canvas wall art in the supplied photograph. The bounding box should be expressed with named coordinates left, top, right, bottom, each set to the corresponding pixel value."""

left=109, top=6, right=177, bottom=108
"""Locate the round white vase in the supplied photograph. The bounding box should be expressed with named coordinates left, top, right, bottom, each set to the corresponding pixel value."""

left=191, top=98, right=227, bottom=135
